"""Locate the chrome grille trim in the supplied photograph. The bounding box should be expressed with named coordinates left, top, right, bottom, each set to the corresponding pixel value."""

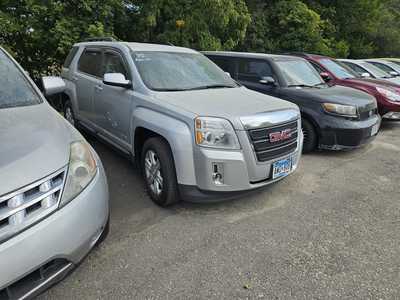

left=0, top=167, right=67, bottom=244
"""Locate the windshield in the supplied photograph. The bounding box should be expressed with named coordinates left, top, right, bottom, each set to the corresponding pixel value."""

left=359, top=62, right=392, bottom=78
left=132, top=52, right=237, bottom=91
left=319, top=58, right=357, bottom=79
left=276, top=59, right=324, bottom=87
left=0, top=49, right=42, bottom=109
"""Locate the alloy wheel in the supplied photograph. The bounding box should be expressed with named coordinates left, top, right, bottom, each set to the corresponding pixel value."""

left=144, top=150, right=163, bottom=195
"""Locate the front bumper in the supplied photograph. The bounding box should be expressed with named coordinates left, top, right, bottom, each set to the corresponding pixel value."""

left=184, top=128, right=303, bottom=202
left=0, top=163, right=109, bottom=299
left=318, top=114, right=381, bottom=150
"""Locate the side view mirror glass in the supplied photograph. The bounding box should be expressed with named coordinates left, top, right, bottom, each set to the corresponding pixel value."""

left=42, top=76, right=66, bottom=96
left=389, top=71, right=399, bottom=77
left=103, top=73, right=132, bottom=88
left=320, top=72, right=331, bottom=82
left=360, top=72, right=371, bottom=78
left=259, top=76, right=276, bottom=85
left=225, top=72, right=231, bottom=78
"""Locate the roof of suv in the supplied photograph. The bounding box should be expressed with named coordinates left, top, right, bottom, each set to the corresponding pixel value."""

left=74, top=41, right=197, bottom=54
left=202, top=51, right=303, bottom=61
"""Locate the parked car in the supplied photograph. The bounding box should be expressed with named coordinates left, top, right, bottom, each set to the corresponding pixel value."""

left=0, top=47, right=109, bottom=298
left=338, top=59, right=400, bottom=84
left=365, top=59, right=400, bottom=77
left=204, top=52, right=380, bottom=152
left=380, top=58, right=400, bottom=67
left=288, top=53, right=400, bottom=120
left=57, top=40, right=304, bottom=206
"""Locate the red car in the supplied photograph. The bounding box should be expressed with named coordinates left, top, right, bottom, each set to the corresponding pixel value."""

left=289, top=53, right=400, bottom=120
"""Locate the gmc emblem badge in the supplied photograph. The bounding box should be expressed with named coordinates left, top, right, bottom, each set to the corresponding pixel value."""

left=269, top=129, right=293, bottom=143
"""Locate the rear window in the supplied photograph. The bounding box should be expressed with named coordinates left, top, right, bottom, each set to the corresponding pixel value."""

left=78, top=49, right=103, bottom=77
left=63, top=46, right=79, bottom=68
left=0, top=49, right=42, bottom=109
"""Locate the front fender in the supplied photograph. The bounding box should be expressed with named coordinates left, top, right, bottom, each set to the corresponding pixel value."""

left=132, top=107, right=196, bottom=186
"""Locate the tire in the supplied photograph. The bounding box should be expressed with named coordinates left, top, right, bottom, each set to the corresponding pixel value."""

left=301, top=118, right=317, bottom=153
left=63, top=100, right=76, bottom=127
left=141, top=137, right=180, bottom=206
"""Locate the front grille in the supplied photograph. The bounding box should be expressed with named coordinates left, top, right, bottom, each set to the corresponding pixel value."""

left=0, top=259, right=72, bottom=300
left=0, top=168, right=66, bottom=244
left=248, top=120, right=298, bottom=162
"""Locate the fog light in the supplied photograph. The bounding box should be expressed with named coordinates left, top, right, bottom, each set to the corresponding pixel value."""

left=212, top=163, right=224, bottom=185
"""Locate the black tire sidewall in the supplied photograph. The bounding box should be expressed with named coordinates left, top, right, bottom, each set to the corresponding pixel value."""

left=141, top=138, right=179, bottom=206
left=302, top=118, right=317, bottom=153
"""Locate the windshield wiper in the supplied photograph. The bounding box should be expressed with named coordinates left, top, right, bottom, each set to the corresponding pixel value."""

left=288, top=84, right=315, bottom=88
left=185, top=84, right=236, bottom=91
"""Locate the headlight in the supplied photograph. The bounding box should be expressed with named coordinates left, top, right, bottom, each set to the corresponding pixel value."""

left=195, top=117, right=240, bottom=149
left=60, top=141, right=97, bottom=207
left=322, top=103, right=357, bottom=118
left=376, top=87, right=400, bottom=102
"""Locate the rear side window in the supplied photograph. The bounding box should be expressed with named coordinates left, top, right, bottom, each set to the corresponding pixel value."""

left=238, top=59, right=273, bottom=83
left=63, top=46, right=79, bottom=68
left=78, top=49, right=103, bottom=77
left=208, top=56, right=236, bottom=77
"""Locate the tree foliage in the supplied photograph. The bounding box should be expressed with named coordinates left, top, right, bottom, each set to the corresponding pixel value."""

left=1, top=0, right=400, bottom=78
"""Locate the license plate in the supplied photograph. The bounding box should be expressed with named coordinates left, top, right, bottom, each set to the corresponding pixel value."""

left=272, top=157, right=292, bottom=179
left=371, top=123, right=379, bottom=136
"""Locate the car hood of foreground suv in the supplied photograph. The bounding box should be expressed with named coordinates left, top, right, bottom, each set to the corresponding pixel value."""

left=154, top=86, right=300, bottom=130
left=0, top=103, right=79, bottom=196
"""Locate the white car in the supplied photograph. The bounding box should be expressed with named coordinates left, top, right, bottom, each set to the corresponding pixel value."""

left=0, top=47, right=109, bottom=299
left=339, top=59, right=400, bottom=85
left=364, top=59, right=400, bottom=78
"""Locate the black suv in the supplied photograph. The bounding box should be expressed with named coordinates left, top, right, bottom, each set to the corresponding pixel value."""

left=204, top=52, right=381, bottom=152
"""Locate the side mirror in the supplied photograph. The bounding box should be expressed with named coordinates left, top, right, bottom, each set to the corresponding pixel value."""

left=103, top=73, right=132, bottom=88
left=389, top=71, right=399, bottom=77
left=42, top=76, right=66, bottom=96
left=225, top=72, right=231, bottom=78
left=259, top=76, right=276, bottom=85
left=360, top=72, right=371, bottom=78
left=320, top=72, right=331, bottom=82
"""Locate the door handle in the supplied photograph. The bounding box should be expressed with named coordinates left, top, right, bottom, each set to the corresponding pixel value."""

left=72, top=76, right=78, bottom=81
left=95, top=85, right=103, bottom=91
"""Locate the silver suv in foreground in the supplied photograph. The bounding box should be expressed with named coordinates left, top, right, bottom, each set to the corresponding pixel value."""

left=0, top=47, right=109, bottom=299
left=58, top=41, right=303, bottom=206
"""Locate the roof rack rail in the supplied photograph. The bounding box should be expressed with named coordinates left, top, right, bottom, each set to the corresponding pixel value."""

left=84, top=37, right=116, bottom=42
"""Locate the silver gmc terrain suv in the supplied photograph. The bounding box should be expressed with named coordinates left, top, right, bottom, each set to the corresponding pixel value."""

left=0, top=47, right=109, bottom=299
left=58, top=40, right=303, bottom=206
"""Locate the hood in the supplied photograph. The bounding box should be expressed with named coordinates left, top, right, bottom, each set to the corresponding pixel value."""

left=0, top=103, right=78, bottom=196
left=153, top=86, right=299, bottom=129
left=282, top=84, right=376, bottom=108
left=345, top=77, right=400, bottom=91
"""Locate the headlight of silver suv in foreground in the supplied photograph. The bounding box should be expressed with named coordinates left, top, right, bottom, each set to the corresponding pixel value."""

left=195, top=117, right=241, bottom=150
left=60, top=141, right=97, bottom=207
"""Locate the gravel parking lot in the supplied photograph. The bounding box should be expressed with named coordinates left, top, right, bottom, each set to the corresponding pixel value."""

left=41, top=121, right=400, bottom=300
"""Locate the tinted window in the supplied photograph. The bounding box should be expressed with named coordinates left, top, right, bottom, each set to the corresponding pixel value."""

left=78, top=49, right=102, bottom=77
left=132, top=52, right=237, bottom=91
left=238, top=59, right=273, bottom=83
left=344, top=62, right=367, bottom=76
left=319, top=59, right=356, bottom=79
left=359, top=62, right=391, bottom=78
left=0, top=49, right=42, bottom=109
left=369, top=61, right=400, bottom=74
left=208, top=56, right=236, bottom=77
left=102, top=52, right=128, bottom=78
left=63, top=46, right=79, bottom=68
left=275, top=59, right=324, bottom=87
